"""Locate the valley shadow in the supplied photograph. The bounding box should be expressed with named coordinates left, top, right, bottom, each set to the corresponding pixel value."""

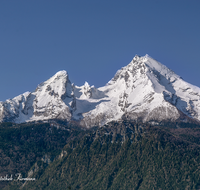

left=154, top=70, right=176, bottom=94
left=73, top=99, right=110, bottom=118
left=156, top=71, right=195, bottom=118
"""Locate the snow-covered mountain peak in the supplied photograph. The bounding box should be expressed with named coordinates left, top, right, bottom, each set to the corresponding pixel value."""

left=108, top=55, right=181, bottom=88
left=55, top=70, right=67, bottom=76
left=130, top=55, right=170, bottom=74
left=52, top=70, right=68, bottom=81
left=35, top=70, right=72, bottom=97
left=132, top=54, right=141, bottom=61
left=107, top=55, right=149, bottom=86
left=47, top=70, right=68, bottom=84
left=74, top=81, right=94, bottom=99
left=94, top=55, right=200, bottom=126
left=83, top=81, right=90, bottom=88
left=1, top=55, right=200, bottom=127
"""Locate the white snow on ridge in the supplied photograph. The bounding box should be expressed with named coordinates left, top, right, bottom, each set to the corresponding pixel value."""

left=1, top=55, right=200, bottom=127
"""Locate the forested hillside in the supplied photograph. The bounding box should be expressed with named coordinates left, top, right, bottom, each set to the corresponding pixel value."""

left=1, top=121, right=200, bottom=190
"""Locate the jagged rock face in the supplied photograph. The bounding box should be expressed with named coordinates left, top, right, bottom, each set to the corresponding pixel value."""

left=1, top=55, right=200, bottom=127
left=0, top=92, right=30, bottom=122
left=27, top=71, right=73, bottom=121
left=0, top=71, right=74, bottom=123
left=79, top=55, right=200, bottom=127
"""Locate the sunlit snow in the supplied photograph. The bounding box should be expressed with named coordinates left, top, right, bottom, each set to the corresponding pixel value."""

left=1, top=55, right=200, bottom=127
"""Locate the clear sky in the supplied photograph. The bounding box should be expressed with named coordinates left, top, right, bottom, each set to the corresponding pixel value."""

left=0, top=0, right=200, bottom=101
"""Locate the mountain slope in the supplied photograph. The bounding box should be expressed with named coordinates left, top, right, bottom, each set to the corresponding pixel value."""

left=1, top=55, right=200, bottom=127
left=0, top=71, right=74, bottom=123
left=12, top=121, right=200, bottom=190
left=78, top=55, right=200, bottom=127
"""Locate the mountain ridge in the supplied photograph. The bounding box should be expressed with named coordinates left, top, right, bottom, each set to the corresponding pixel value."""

left=1, top=55, right=200, bottom=127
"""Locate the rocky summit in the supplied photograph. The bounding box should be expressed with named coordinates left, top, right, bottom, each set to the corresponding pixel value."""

left=1, top=55, right=200, bottom=127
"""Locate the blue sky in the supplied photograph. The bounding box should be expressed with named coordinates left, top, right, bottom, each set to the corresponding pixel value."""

left=0, top=0, right=200, bottom=101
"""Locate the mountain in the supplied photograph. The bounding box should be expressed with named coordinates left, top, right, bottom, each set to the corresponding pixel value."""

left=1, top=54, right=200, bottom=127
left=3, top=121, right=200, bottom=190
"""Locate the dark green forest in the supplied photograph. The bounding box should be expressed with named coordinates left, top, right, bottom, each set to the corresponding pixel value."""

left=1, top=121, right=200, bottom=189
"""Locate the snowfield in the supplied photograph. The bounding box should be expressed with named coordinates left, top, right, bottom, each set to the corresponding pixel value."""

left=1, top=55, right=200, bottom=127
